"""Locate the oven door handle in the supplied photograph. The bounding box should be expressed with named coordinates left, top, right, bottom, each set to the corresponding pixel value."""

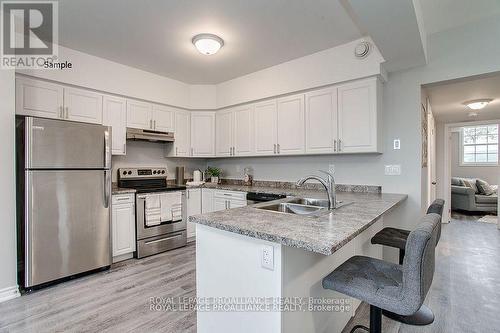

left=144, top=233, right=184, bottom=245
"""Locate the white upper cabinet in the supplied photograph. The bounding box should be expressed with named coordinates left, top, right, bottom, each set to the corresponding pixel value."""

left=254, top=100, right=278, bottom=156
left=233, top=105, right=254, bottom=156
left=126, top=99, right=152, bottom=130
left=103, top=95, right=127, bottom=155
left=191, top=112, right=216, bottom=157
left=276, top=93, right=305, bottom=155
left=305, top=87, right=337, bottom=154
left=216, top=105, right=254, bottom=157
left=216, top=109, right=233, bottom=157
left=152, top=104, right=175, bottom=132
left=16, top=77, right=64, bottom=119
left=337, top=78, right=379, bottom=153
left=64, top=87, right=103, bottom=124
left=173, top=110, right=191, bottom=157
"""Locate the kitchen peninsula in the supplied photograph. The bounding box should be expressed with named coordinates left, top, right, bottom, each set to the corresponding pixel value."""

left=190, top=187, right=406, bottom=333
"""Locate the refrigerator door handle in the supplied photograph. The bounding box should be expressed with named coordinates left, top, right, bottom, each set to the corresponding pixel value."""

left=104, top=129, right=111, bottom=169
left=104, top=170, right=110, bottom=208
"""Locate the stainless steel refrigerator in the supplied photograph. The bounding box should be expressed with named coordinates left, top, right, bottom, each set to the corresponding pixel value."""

left=16, top=116, right=112, bottom=289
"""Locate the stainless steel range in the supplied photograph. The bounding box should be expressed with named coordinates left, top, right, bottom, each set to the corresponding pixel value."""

left=118, top=168, right=187, bottom=258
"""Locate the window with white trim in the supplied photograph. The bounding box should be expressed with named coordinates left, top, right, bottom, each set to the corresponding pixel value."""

left=460, top=124, right=498, bottom=165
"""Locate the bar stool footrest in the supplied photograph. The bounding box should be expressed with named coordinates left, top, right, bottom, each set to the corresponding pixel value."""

left=382, top=304, right=434, bottom=326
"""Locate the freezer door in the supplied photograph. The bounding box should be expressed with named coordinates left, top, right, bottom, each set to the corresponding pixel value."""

left=26, top=117, right=111, bottom=169
left=25, top=170, right=111, bottom=287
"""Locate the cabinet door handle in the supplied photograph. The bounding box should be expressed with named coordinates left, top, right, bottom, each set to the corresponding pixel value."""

left=334, top=139, right=337, bottom=152
left=338, top=139, right=342, bottom=152
left=191, top=147, right=194, bottom=156
left=150, top=119, right=153, bottom=129
left=65, top=107, right=69, bottom=119
left=154, top=120, right=156, bottom=130
left=273, top=144, right=276, bottom=154
left=123, top=143, right=126, bottom=154
left=187, top=190, right=189, bottom=199
left=59, top=106, right=63, bottom=118
left=175, top=147, right=178, bottom=156
left=277, top=144, right=280, bottom=154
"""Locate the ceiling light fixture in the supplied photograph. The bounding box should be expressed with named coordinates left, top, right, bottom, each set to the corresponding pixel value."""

left=192, top=34, right=224, bottom=55
left=463, top=99, right=493, bottom=110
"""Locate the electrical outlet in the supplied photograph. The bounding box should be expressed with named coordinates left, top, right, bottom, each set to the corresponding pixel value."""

left=261, top=245, right=274, bottom=270
left=385, top=165, right=402, bottom=176
left=328, top=164, right=335, bottom=174
left=393, top=139, right=401, bottom=150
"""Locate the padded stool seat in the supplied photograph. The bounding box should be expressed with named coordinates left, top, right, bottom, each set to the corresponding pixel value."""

left=371, top=227, right=410, bottom=250
left=323, top=256, right=404, bottom=315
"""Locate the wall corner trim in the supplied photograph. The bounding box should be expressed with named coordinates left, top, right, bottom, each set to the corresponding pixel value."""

left=0, top=285, right=20, bottom=303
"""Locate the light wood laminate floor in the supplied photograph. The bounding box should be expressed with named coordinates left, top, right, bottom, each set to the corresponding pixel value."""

left=1, top=219, right=499, bottom=333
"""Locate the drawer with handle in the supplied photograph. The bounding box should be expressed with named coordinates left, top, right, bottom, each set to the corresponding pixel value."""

left=112, top=194, right=135, bottom=205
left=214, top=190, right=247, bottom=201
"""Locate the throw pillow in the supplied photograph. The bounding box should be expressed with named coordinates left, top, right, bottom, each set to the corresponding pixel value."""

left=462, top=178, right=479, bottom=193
left=477, top=179, right=495, bottom=196
left=451, top=177, right=464, bottom=186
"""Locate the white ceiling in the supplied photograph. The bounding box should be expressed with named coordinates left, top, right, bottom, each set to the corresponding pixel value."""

left=58, top=0, right=362, bottom=84
left=426, top=74, right=500, bottom=123
left=419, top=0, right=500, bottom=35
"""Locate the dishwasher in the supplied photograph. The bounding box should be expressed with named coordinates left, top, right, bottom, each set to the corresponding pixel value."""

left=246, top=191, right=287, bottom=205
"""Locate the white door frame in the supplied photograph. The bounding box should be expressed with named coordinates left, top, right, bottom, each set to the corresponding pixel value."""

left=427, top=99, right=437, bottom=206
left=443, top=119, right=500, bottom=226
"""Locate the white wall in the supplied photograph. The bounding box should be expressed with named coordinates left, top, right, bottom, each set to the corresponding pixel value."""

left=17, top=45, right=193, bottom=109
left=450, top=132, right=499, bottom=184
left=215, top=38, right=385, bottom=108
left=0, top=68, right=19, bottom=301
left=111, top=141, right=206, bottom=182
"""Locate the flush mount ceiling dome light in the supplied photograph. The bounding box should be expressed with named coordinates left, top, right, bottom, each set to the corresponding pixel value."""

left=192, top=33, right=224, bottom=55
left=463, top=98, right=493, bottom=110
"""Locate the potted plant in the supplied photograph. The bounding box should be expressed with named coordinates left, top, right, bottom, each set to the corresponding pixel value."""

left=206, top=166, right=222, bottom=184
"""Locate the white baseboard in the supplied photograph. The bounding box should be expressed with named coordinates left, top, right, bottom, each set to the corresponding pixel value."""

left=112, top=252, right=134, bottom=263
left=0, top=285, right=20, bottom=303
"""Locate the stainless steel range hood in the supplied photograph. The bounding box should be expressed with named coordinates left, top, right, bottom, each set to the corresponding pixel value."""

left=126, top=128, right=174, bottom=142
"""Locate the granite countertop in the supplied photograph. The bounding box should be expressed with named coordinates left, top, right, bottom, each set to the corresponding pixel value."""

left=189, top=190, right=407, bottom=256
left=189, top=182, right=381, bottom=196
left=112, top=184, right=136, bottom=195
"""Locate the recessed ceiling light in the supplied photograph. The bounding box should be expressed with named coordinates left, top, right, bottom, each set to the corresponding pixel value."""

left=192, top=34, right=224, bottom=55
left=463, top=99, right=493, bottom=110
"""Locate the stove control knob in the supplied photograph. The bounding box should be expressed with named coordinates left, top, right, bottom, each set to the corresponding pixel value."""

left=153, top=170, right=157, bottom=174
left=128, top=171, right=132, bottom=175
left=122, top=171, right=127, bottom=175
left=162, top=170, right=166, bottom=174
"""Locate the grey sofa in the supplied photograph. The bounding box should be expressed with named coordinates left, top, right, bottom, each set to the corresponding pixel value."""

left=451, top=177, right=498, bottom=213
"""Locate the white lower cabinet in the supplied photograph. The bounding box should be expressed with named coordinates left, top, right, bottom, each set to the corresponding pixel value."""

left=186, top=188, right=202, bottom=240
left=112, top=194, right=136, bottom=262
left=213, top=190, right=247, bottom=211
left=202, top=188, right=215, bottom=213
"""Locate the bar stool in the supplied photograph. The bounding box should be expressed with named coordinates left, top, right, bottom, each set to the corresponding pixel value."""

left=322, top=213, right=441, bottom=333
left=370, top=199, right=445, bottom=325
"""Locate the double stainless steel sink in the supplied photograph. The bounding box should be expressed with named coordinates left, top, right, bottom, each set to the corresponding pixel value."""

left=255, top=197, right=351, bottom=217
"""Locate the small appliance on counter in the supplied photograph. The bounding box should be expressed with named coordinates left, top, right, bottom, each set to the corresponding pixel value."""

left=118, top=167, right=187, bottom=258
left=243, top=166, right=254, bottom=186
left=175, top=166, right=185, bottom=185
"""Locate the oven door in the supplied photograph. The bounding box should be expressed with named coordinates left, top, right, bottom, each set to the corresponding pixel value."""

left=136, top=191, right=186, bottom=240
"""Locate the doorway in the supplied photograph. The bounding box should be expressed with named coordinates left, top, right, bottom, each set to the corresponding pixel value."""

left=423, top=73, right=500, bottom=227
